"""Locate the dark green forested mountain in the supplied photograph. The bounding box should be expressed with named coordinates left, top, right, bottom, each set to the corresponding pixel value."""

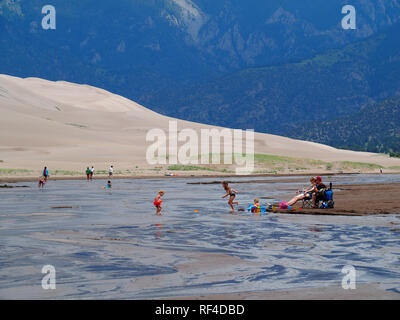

left=289, top=96, right=400, bottom=153
left=1, top=0, right=400, bottom=100
left=139, top=22, right=400, bottom=146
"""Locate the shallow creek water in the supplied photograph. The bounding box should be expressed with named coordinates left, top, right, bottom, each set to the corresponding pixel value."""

left=0, top=174, right=400, bottom=298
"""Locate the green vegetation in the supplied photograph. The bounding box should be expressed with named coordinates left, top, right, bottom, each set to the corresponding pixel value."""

left=55, top=106, right=62, bottom=111
left=254, top=153, right=327, bottom=168
left=167, top=165, right=233, bottom=173
left=253, top=169, right=283, bottom=174
left=254, top=154, right=292, bottom=164
left=0, top=168, right=32, bottom=174
left=251, top=154, right=384, bottom=172
left=340, top=161, right=383, bottom=170
left=149, top=166, right=163, bottom=172
left=292, top=96, right=400, bottom=153
left=65, top=123, right=87, bottom=128
left=51, top=170, right=81, bottom=176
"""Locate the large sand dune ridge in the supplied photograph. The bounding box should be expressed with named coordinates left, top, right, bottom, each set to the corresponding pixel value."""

left=0, top=74, right=399, bottom=175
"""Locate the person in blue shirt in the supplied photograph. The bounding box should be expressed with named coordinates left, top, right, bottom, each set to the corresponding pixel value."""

left=43, top=167, right=49, bottom=182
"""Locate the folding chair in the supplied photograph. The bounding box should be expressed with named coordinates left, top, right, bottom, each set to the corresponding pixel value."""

left=302, top=182, right=334, bottom=209
left=302, top=193, right=314, bottom=208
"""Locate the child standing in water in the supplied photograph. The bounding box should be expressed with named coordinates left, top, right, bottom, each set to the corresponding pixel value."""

left=251, top=198, right=261, bottom=213
left=38, top=176, right=45, bottom=188
left=221, top=181, right=239, bottom=212
left=154, top=190, right=165, bottom=215
left=102, top=180, right=112, bottom=190
left=86, top=167, right=91, bottom=181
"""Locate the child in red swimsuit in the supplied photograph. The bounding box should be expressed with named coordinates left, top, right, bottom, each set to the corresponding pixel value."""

left=154, top=190, right=165, bottom=215
left=38, top=177, right=45, bottom=188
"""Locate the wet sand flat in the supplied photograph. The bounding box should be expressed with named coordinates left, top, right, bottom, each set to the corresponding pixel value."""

left=169, top=283, right=400, bottom=300
left=277, top=182, right=400, bottom=216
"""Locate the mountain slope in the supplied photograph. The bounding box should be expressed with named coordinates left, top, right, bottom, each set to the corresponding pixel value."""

left=139, top=22, right=400, bottom=138
left=289, top=96, right=400, bottom=153
left=1, top=0, right=400, bottom=102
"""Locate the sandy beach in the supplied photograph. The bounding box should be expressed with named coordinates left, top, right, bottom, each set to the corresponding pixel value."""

left=273, top=182, right=400, bottom=216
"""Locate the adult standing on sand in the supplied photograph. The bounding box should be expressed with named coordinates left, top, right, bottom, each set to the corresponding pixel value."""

left=109, top=165, right=113, bottom=178
left=42, top=167, right=49, bottom=182
left=90, top=166, right=94, bottom=180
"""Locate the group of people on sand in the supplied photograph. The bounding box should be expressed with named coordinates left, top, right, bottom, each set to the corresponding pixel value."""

left=85, top=166, right=95, bottom=181
left=85, top=165, right=113, bottom=180
left=86, top=165, right=114, bottom=187
left=39, top=165, right=114, bottom=189
left=38, top=167, right=49, bottom=188
left=287, top=176, right=327, bottom=208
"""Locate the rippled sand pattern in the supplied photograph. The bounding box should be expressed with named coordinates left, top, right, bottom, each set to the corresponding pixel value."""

left=1, top=175, right=400, bottom=299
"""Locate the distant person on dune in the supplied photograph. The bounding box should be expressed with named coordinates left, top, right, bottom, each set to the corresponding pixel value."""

left=90, top=166, right=94, bottom=180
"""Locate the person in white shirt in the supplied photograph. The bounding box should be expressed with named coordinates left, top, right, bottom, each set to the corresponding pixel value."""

left=108, top=165, right=113, bottom=177
left=90, top=166, right=94, bottom=180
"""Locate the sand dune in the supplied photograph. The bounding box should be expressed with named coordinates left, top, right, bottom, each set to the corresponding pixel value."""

left=0, top=74, right=399, bottom=175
